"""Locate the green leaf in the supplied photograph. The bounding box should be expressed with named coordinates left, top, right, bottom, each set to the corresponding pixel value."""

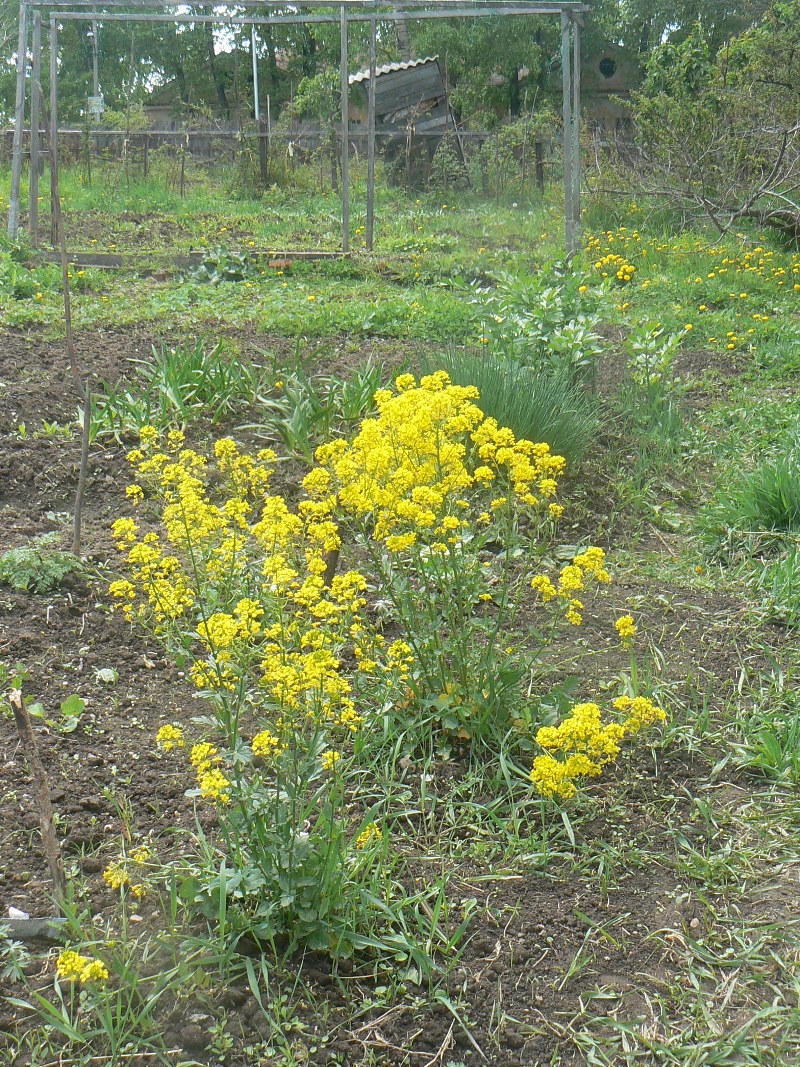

left=60, top=694, right=86, bottom=718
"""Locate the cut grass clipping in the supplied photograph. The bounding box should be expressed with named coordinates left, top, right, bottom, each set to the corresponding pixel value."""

left=427, top=347, right=600, bottom=466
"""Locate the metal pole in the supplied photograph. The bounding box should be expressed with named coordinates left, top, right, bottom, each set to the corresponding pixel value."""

left=251, top=25, right=260, bottom=120
left=30, top=12, right=42, bottom=247
left=8, top=1, right=30, bottom=240
left=50, top=16, right=59, bottom=247
left=366, top=17, right=377, bottom=251
left=572, top=13, right=581, bottom=246
left=560, top=10, right=574, bottom=257
left=340, top=4, right=349, bottom=254
left=91, top=20, right=99, bottom=96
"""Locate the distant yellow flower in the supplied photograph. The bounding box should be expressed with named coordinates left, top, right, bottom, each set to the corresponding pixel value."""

left=321, top=749, right=341, bottom=771
left=615, top=614, right=637, bottom=647
left=56, top=950, right=109, bottom=985
left=355, top=822, right=382, bottom=849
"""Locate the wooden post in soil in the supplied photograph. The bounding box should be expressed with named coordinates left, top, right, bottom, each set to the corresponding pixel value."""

left=8, top=0, right=30, bottom=240
left=49, top=16, right=59, bottom=247
left=35, top=77, right=91, bottom=553
left=73, top=382, right=91, bottom=555
left=340, top=4, right=349, bottom=254
left=8, top=688, right=67, bottom=912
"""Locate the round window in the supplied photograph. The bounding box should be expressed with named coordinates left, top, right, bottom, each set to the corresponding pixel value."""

left=599, top=57, right=617, bottom=79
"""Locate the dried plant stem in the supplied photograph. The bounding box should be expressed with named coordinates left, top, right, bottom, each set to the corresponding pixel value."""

left=8, top=688, right=66, bottom=910
left=73, top=382, right=91, bottom=554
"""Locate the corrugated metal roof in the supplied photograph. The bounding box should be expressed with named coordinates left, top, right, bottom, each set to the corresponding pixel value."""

left=349, top=56, right=439, bottom=85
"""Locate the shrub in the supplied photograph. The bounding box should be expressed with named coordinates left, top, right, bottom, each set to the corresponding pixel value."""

left=701, top=434, right=800, bottom=558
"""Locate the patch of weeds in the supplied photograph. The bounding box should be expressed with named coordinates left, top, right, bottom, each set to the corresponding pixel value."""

left=619, top=320, right=687, bottom=444
left=0, top=534, right=84, bottom=594
left=461, top=264, right=613, bottom=386
left=752, top=545, right=800, bottom=627
left=0, top=925, right=31, bottom=983
left=33, top=420, right=75, bottom=441
left=733, top=667, right=800, bottom=782
left=242, top=359, right=385, bottom=461
left=90, top=338, right=266, bottom=440
left=186, top=246, right=258, bottom=284
left=26, top=693, right=89, bottom=736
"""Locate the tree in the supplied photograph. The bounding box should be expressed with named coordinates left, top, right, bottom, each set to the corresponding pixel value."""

left=626, top=3, right=800, bottom=238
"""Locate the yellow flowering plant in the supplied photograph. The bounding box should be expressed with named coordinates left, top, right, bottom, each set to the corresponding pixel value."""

left=315, top=371, right=608, bottom=752
left=109, top=428, right=409, bottom=953
left=530, top=612, right=666, bottom=802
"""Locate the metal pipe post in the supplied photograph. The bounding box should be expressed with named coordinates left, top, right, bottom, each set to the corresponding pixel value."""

left=30, top=12, right=42, bottom=246
left=560, top=10, right=574, bottom=257
left=8, top=1, right=30, bottom=240
left=366, top=17, right=377, bottom=251
left=340, top=4, right=349, bottom=254
left=251, top=25, right=260, bottom=120
left=571, top=13, right=581, bottom=246
left=50, top=16, right=59, bottom=247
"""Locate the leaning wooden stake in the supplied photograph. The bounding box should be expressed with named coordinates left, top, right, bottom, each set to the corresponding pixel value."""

left=8, top=688, right=67, bottom=911
left=73, top=382, right=91, bottom=554
left=35, top=80, right=82, bottom=394
left=35, top=79, right=91, bottom=551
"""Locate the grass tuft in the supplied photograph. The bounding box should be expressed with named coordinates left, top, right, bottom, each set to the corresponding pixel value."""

left=426, top=347, right=600, bottom=465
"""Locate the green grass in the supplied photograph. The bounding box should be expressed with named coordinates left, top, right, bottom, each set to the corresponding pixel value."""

left=427, top=346, right=600, bottom=465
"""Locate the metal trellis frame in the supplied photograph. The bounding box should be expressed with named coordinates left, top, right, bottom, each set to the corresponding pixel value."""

left=8, top=0, right=587, bottom=255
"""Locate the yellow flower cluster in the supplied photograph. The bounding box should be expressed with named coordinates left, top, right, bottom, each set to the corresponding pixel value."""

left=252, top=729, right=285, bottom=760
left=531, top=694, right=666, bottom=800
left=530, top=546, right=612, bottom=625
left=321, top=749, right=341, bottom=771
left=155, top=724, right=184, bottom=751
left=110, top=427, right=377, bottom=733
left=315, top=372, right=565, bottom=548
left=355, top=822, right=383, bottom=849
left=593, top=252, right=636, bottom=283
left=190, top=742, right=230, bottom=803
left=56, top=950, right=109, bottom=985
left=612, top=694, right=666, bottom=732
left=102, top=846, right=150, bottom=898
left=615, top=614, right=637, bottom=648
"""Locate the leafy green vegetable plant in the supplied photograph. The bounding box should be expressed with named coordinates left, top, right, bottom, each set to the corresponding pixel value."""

left=0, top=535, right=83, bottom=594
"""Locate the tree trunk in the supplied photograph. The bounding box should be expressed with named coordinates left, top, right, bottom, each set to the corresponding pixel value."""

left=206, top=23, right=230, bottom=117
left=509, top=67, right=521, bottom=118
left=393, top=3, right=413, bottom=61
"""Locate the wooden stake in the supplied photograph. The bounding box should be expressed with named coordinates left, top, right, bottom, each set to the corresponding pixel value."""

left=8, top=688, right=67, bottom=910
left=30, top=12, right=42, bottom=247
left=8, top=0, right=30, bottom=240
left=340, top=4, right=349, bottom=253
left=73, top=382, right=91, bottom=554
left=50, top=16, right=58, bottom=247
